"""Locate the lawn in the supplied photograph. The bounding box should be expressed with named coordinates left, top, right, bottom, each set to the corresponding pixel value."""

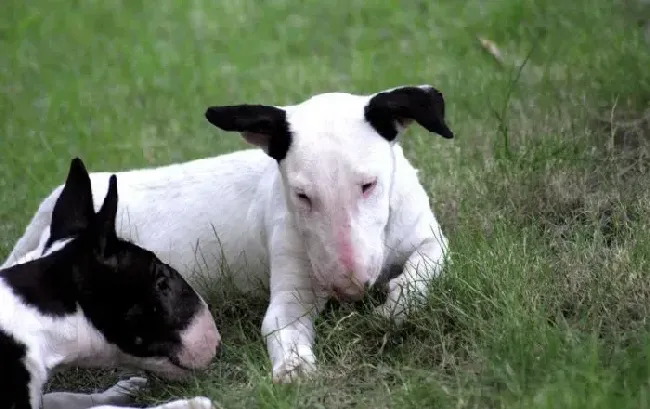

left=2, top=0, right=650, bottom=408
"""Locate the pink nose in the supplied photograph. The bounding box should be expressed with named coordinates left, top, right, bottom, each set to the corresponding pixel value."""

left=175, top=304, right=221, bottom=369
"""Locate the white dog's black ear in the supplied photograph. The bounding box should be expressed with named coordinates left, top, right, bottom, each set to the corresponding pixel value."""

left=204, top=105, right=292, bottom=161
left=364, top=85, right=454, bottom=142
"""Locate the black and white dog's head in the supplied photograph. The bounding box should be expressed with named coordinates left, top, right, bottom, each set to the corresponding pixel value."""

left=0, top=158, right=221, bottom=389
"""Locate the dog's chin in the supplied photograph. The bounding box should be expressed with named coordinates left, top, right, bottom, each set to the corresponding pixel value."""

left=313, top=278, right=367, bottom=303
left=129, top=357, right=191, bottom=381
left=149, top=364, right=190, bottom=381
left=331, top=287, right=366, bottom=303
left=332, top=293, right=364, bottom=303
left=169, top=355, right=197, bottom=372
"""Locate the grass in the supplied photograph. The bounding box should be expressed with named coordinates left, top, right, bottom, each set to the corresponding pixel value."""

left=2, top=0, right=650, bottom=408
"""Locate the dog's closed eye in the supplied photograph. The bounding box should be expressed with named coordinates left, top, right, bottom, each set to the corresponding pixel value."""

left=296, top=192, right=312, bottom=208
left=361, top=180, right=377, bottom=196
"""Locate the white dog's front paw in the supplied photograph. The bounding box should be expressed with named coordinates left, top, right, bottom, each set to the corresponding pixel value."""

left=374, top=297, right=408, bottom=324
left=272, top=350, right=317, bottom=384
left=151, top=396, right=214, bottom=409
left=373, top=279, right=414, bottom=325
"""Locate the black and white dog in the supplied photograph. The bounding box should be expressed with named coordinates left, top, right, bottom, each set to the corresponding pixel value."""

left=0, top=158, right=219, bottom=409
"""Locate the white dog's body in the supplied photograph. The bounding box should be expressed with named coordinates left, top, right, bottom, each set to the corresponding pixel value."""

left=6, top=150, right=279, bottom=293
left=4, top=85, right=454, bottom=382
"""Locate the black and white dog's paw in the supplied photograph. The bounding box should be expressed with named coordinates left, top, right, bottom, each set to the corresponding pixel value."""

left=88, top=393, right=214, bottom=409
left=96, top=376, right=148, bottom=405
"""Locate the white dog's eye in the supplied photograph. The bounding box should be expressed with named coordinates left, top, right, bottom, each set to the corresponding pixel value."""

left=361, top=180, right=377, bottom=195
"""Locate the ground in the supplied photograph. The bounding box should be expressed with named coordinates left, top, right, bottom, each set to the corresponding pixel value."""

left=2, top=0, right=650, bottom=408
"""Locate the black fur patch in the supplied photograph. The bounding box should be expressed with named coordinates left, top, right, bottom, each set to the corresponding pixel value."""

left=75, top=239, right=203, bottom=359
left=0, top=329, right=31, bottom=409
left=1, top=252, right=78, bottom=317
left=42, top=158, right=96, bottom=253
left=364, top=86, right=454, bottom=142
left=204, top=105, right=293, bottom=162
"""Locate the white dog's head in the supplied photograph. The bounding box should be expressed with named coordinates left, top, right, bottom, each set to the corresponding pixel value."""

left=205, top=85, right=453, bottom=302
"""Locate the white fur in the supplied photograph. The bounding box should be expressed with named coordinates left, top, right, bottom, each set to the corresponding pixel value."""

left=91, top=396, right=215, bottom=409
left=3, top=89, right=450, bottom=383
left=13, top=228, right=69, bottom=265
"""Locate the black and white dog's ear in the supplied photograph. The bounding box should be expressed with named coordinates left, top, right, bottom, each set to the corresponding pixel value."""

left=50, top=158, right=96, bottom=242
left=93, top=174, right=119, bottom=255
left=364, top=85, right=454, bottom=142
left=204, top=104, right=293, bottom=162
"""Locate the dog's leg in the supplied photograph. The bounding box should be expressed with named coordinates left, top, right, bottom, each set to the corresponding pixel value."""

left=375, top=232, right=449, bottom=324
left=262, top=288, right=325, bottom=383
left=89, top=396, right=214, bottom=409
left=261, top=229, right=328, bottom=383
left=41, top=377, right=146, bottom=409
left=42, top=377, right=213, bottom=409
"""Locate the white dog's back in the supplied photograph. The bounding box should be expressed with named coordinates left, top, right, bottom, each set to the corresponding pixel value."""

left=3, top=149, right=279, bottom=293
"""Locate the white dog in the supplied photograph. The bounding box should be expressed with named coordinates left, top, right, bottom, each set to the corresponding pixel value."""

left=3, top=85, right=454, bottom=383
